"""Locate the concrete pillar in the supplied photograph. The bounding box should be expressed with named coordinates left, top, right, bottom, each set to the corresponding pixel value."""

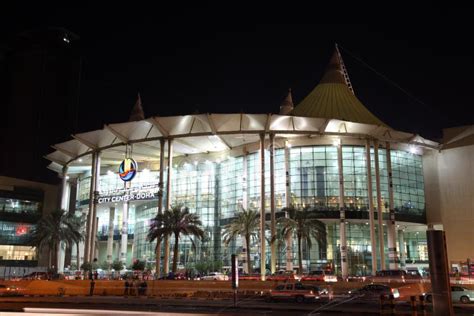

left=106, top=207, right=115, bottom=265
left=164, top=138, right=173, bottom=274
left=120, top=183, right=129, bottom=264
left=385, top=142, right=399, bottom=269
left=259, top=133, right=266, bottom=281
left=366, top=140, right=377, bottom=275
left=269, top=133, right=276, bottom=274
left=336, top=139, right=348, bottom=279
left=89, top=152, right=101, bottom=263
left=373, top=140, right=385, bottom=270
left=398, top=229, right=406, bottom=268
left=284, top=143, right=293, bottom=271
left=155, top=138, right=165, bottom=277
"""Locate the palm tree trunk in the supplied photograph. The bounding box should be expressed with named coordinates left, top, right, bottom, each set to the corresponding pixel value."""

left=297, top=235, right=303, bottom=274
left=48, top=249, right=52, bottom=269
left=76, top=242, right=81, bottom=270
left=155, top=238, right=162, bottom=278
left=163, top=235, right=170, bottom=274
left=54, top=242, right=59, bottom=273
left=172, top=233, right=179, bottom=273
left=245, top=234, right=251, bottom=274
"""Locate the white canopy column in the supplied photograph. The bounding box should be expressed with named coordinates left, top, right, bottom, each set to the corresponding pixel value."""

left=106, top=207, right=115, bottom=265
left=120, top=182, right=129, bottom=264
left=284, top=142, right=293, bottom=271
left=269, top=133, right=276, bottom=274
left=336, top=139, right=348, bottom=280
left=155, top=138, right=165, bottom=277
left=366, top=140, right=377, bottom=276
left=58, top=166, right=69, bottom=273
left=85, top=151, right=101, bottom=264
left=259, top=133, right=266, bottom=281
left=164, top=138, right=173, bottom=275
left=386, top=142, right=399, bottom=269
left=374, top=140, right=385, bottom=270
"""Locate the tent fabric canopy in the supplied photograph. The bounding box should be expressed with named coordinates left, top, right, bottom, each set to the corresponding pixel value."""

left=291, top=49, right=387, bottom=127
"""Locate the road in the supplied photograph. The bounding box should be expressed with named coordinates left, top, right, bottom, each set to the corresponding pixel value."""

left=1, top=295, right=474, bottom=315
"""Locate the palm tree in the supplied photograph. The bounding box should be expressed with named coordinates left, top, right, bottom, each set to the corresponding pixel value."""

left=278, top=206, right=326, bottom=274
left=30, top=209, right=83, bottom=271
left=222, top=207, right=260, bottom=274
left=148, top=206, right=204, bottom=273
left=147, top=210, right=172, bottom=276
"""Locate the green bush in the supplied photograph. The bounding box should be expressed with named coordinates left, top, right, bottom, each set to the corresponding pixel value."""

left=111, top=260, right=124, bottom=271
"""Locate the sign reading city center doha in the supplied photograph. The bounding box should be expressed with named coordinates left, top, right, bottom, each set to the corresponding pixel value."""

left=119, top=158, right=137, bottom=181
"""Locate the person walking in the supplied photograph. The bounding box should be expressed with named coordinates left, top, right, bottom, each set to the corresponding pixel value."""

left=123, top=279, right=130, bottom=297
left=89, top=278, right=95, bottom=296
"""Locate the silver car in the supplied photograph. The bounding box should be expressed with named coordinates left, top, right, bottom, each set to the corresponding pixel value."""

left=425, top=286, right=474, bottom=304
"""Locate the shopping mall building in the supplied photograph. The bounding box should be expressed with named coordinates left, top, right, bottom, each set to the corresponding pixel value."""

left=45, top=48, right=473, bottom=277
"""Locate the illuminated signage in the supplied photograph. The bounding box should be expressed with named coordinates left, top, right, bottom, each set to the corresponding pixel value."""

left=97, top=184, right=158, bottom=204
left=119, top=158, right=137, bottom=181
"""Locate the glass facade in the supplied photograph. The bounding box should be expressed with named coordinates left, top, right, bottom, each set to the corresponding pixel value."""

left=77, top=145, right=427, bottom=274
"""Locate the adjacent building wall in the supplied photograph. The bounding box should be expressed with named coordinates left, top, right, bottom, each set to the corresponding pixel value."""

left=0, top=176, right=59, bottom=267
left=429, top=145, right=474, bottom=263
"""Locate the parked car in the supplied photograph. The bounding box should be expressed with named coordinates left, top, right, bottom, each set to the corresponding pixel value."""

left=0, top=284, right=25, bottom=296
left=237, top=273, right=261, bottom=281
left=266, top=282, right=319, bottom=303
left=424, top=286, right=474, bottom=304
left=348, top=284, right=400, bottom=300
left=368, top=269, right=422, bottom=283
left=201, top=272, right=228, bottom=281
left=301, top=270, right=325, bottom=282
left=22, top=272, right=48, bottom=280
left=267, top=270, right=297, bottom=281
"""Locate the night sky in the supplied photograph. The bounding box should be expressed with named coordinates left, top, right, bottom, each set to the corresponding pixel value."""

left=1, top=3, right=473, bottom=183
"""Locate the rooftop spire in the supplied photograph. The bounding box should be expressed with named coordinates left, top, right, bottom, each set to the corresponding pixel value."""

left=291, top=46, right=387, bottom=126
left=279, top=88, right=294, bottom=115
left=129, top=93, right=145, bottom=122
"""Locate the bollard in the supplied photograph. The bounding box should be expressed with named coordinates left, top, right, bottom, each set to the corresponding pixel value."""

left=419, top=295, right=425, bottom=311
left=410, top=295, right=417, bottom=311
left=388, top=294, right=395, bottom=314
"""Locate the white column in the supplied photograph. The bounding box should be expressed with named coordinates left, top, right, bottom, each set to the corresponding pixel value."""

left=259, top=133, right=266, bottom=281
left=284, top=143, right=293, bottom=271
left=374, top=140, right=385, bottom=269
left=89, top=153, right=101, bottom=262
left=269, top=133, right=276, bottom=274
left=120, top=182, right=129, bottom=264
left=242, top=154, right=248, bottom=209
left=155, top=138, right=165, bottom=277
left=164, top=138, right=173, bottom=274
left=106, top=207, right=115, bottom=265
left=385, top=142, right=399, bottom=269
left=58, top=166, right=69, bottom=273
left=366, top=140, right=377, bottom=276
left=336, top=139, right=348, bottom=279
left=85, top=152, right=101, bottom=263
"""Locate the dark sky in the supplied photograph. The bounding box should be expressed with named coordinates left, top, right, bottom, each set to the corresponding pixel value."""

left=1, top=3, right=473, bottom=183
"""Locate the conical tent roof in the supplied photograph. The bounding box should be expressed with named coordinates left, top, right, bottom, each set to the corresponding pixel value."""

left=129, top=93, right=145, bottom=122
left=279, top=88, right=294, bottom=115
left=291, top=49, right=387, bottom=127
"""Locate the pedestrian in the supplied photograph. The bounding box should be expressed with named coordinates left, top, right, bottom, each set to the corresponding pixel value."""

left=89, top=278, right=95, bottom=296
left=139, top=280, right=148, bottom=296
left=124, top=279, right=130, bottom=297
left=130, top=279, right=136, bottom=296
left=94, top=270, right=99, bottom=280
left=328, top=285, right=334, bottom=301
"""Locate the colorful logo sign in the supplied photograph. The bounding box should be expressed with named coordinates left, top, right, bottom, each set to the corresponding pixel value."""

left=119, top=158, right=137, bottom=181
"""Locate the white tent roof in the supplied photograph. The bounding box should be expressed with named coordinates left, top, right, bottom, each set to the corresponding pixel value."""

left=46, top=113, right=439, bottom=174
